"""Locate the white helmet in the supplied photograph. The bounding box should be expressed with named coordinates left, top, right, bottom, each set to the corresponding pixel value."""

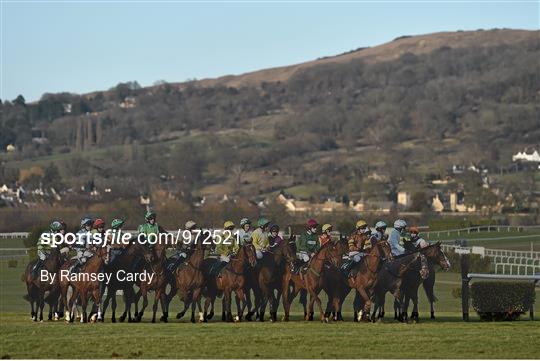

left=375, top=221, right=387, bottom=229
left=240, top=218, right=251, bottom=227
left=185, top=220, right=197, bottom=230
left=394, top=219, right=407, bottom=229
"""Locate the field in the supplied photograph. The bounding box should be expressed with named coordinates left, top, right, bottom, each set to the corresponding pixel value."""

left=1, top=234, right=540, bottom=359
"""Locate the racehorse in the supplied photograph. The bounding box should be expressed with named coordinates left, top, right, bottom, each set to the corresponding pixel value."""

left=174, top=241, right=206, bottom=323
left=134, top=242, right=169, bottom=323
left=346, top=239, right=393, bottom=321
left=369, top=252, right=429, bottom=322
left=254, top=236, right=295, bottom=322
left=60, top=246, right=109, bottom=323
left=203, top=244, right=257, bottom=322
left=101, top=241, right=150, bottom=322
left=400, top=242, right=450, bottom=322
left=24, top=247, right=63, bottom=321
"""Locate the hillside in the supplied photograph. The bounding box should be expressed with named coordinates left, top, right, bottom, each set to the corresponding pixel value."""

left=0, top=28, right=539, bottom=219
left=191, top=29, right=537, bottom=88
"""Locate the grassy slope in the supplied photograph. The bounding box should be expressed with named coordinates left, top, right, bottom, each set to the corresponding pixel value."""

left=1, top=259, right=540, bottom=359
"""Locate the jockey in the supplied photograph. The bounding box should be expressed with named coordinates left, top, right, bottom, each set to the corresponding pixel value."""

left=389, top=219, right=407, bottom=256
left=251, top=217, right=270, bottom=259
left=238, top=218, right=252, bottom=246
left=92, top=218, right=106, bottom=247
left=341, top=220, right=370, bottom=273
left=370, top=221, right=388, bottom=248
left=32, top=220, right=65, bottom=278
left=138, top=211, right=165, bottom=249
left=107, top=218, right=126, bottom=265
left=294, top=219, right=319, bottom=271
left=319, top=224, right=333, bottom=247
left=405, top=226, right=429, bottom=251
left=72, top=217, right=94, bottom=273
left=216, top=221, right=239, bottom=264
left=268, top=224, right=283, bottom=248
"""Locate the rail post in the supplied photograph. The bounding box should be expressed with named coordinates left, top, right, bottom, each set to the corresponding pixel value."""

left=457, top=240, right=470, bottom=321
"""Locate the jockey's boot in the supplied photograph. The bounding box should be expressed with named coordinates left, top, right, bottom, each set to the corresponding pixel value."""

left=31, top=260, right=43, bottom=278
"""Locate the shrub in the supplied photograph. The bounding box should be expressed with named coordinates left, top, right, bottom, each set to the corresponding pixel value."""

left=471, top=281, right=535, bottom=321
left=7, top=259, right=18, bottom=268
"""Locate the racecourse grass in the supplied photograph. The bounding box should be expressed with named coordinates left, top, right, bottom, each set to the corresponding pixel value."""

left=1, top=260, right=540, bottom=359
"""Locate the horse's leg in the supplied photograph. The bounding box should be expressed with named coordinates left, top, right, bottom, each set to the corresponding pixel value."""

left=392, top=287, right=404, bottom=323
left=299, top=288, right=309, bottom=320
left=176, top=289, right=190, bottom=320
left=138, top=289, right=148, bottom=322
left=224, top=289, right=233, bottom=322
left=190, top=290, right=200, bottom=324
left=411, top=290, right=420, bottom=322
left=80, top=292, right=88, bottom=323
left=160, top=288, right=169, bottom=323
left=38, top=290, right=45, bottom=322
left=235, top=288, right=247, bottom=322
left=151, top=289, right=161, bottom=323
left=423, top=275, right=437, bottom=319
left=402, top=294, right=410, bottom=321
left=357, top=287, right=371, bottom=322
left=310, top=287, right=326, bottom=323
left=92, top=288, right=103, bottom=322
left=244, top=285, right=254, bottom=321
left=102, top=288, right=111, bottom=321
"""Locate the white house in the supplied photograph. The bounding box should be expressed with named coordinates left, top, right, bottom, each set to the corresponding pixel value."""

left=512, top=149, right=540, bottom=162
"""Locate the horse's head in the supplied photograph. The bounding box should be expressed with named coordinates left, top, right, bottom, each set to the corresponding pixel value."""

left=242, top=244, right=257, bottom=268
left=377, top=239, right=393, bottom=261
left=95, top=246, right=109, bottom=264
left=422, top=242, right=450, bottom=271
left=318, top=242, right=340, bottom=268
left=276, top=238, right=295, bottom=263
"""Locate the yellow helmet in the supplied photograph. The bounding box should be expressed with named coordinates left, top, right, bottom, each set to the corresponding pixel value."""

left=223, top=220, right=235, bottom=229
left=322, top=224, right=333, bottom=232
left=356, top=220, right=368, bottom=229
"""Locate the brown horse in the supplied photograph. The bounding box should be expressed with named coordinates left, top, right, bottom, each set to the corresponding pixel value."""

left=400, top=242, right=451, bottom=322
left=346, top=239, right=393, bottom=321
left=24, top=247, right=63, bottom=321
left=101, top=241, right=151, bottom=322
left=174, top=242, right=206, bottom=323
left=203, top=244, right=257, bottom=322
left=60, top=246, right=109, bottom=323
left=134, top=242, right=169, bottom=323
left=369, top=252, right=429, bottom=322
left=254, top=236, right=296, bottom=322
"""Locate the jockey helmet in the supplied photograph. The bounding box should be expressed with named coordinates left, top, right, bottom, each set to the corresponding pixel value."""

left=409, top=225, right=419, bottom=234
left=356, top=220, right=368, bottom=229
left=375, top=221, right=387, bottom=230
left=145, top=210, right=156, bottom=221
left=394, top=219, right=407, bottom=230
left=185, top=220, right=197, bottom=230
left=94, top=218, right=106, bottom=229
left=111, top=219, right=125, bottom=230
left=322, top=223, right=333, bottom=232
left=224, top=220, right=235, bottom=230
left=80, top=217, right=93, bottom=228
left=269, top=224, right=280, bottom=233
left=257, top=217, right=270, bottom=227
left=306, top=219, right=318, bottom=229
left=240, top=218, right=251, bottom=226
left=50, top=221, right=64, bottom=232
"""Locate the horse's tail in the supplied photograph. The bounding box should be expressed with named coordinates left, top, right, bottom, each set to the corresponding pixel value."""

left=422, top=281, right=438, bottom=303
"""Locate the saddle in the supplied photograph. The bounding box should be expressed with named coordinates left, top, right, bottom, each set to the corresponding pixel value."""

left=291, top=259, right=308, bottom=274
left=166, top=254, right=187, bottom=273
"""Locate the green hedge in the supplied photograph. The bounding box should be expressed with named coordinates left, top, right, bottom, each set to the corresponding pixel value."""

left=471, top=281, right=536, bottom=321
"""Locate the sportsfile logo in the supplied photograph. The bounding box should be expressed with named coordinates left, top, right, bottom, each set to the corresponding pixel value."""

left=40, top=229, right=241, bottom=247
